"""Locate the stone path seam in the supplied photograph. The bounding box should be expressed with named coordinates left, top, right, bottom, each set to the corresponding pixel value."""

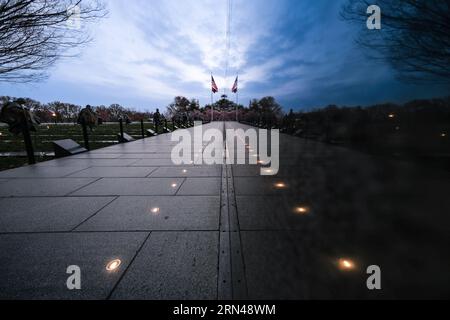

left=65, top=177, right=103, bottom=196
left=71, top=196, right=120, bottom=232
left=106, top=232, right=152, bottom=300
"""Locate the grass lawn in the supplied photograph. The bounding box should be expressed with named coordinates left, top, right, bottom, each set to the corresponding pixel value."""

left=0, top=122, right=160, bottom=171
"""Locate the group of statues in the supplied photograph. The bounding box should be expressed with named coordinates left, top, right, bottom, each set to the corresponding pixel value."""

left=153, top=108, right=189, bottom=131
left=0, top=100, right=185, bottom=137
left=0, top=100, right=99, bottom=136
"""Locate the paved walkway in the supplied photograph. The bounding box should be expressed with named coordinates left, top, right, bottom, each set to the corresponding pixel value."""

left=0, top=122, right=449, bottom=299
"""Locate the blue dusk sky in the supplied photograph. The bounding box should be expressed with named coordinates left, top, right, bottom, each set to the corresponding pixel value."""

left=0, top=0, right=448, bottom=111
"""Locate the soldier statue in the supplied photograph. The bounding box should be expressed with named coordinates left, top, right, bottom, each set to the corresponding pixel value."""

left=0, top=98, right=40, bottom=135
left=77, top=105, right=98, bottom=131
left=154, top=108, right=161, bottom=133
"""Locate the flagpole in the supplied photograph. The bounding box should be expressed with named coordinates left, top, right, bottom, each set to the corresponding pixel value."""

left=211, top=73, right=213, bottom=123
left=211, top=91, right=214, bottom=122
left=235, top=75, right=239, bottom=122
left=236, top=89, right=239, bottom=122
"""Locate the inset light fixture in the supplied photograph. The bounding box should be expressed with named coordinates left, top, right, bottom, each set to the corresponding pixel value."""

left=274, top=182, right=286, bottom=189
left=337, top=258, right=356, bottom=271
left=106, top=259, right=122, bottom=272
left=295, top=207, right=309, bottom=215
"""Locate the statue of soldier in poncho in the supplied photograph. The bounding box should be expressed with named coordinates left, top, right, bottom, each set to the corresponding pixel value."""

left=0, top=98, right=40, bottom=135
left=77, top=105, right=98, bottom=131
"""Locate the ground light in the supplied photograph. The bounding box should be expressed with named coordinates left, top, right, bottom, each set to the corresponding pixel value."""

left=274, top=182, right=286, bottom=189
left=337, top=258, right=356, bottom=271
left=295, top=207, right=309, bottom=215
left=106, top=259, right=122, bottom=272
left=150, top=207, right=160, bottom=214
left=171, top=183, right=178, bottom=188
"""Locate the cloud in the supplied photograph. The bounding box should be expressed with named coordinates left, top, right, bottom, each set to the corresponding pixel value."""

left=1, top=0, right=447, bottom=109
left=51, top=0, right=308, bottom=101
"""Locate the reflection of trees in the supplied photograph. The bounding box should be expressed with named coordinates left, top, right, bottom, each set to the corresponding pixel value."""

left=280, top=97, right=450, bottom=161
left=342, top=0, right=450, bottom=82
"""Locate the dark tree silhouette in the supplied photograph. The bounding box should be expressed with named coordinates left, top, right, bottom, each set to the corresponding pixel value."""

left=0, top=0, right=106, bottom=82
left=341, top=0, right=450, bottom=83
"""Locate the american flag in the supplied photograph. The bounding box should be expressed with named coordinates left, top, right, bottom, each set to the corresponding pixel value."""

left=231, top=76, right=238, bottom=93
left=211, top=76, right=219, bottom=93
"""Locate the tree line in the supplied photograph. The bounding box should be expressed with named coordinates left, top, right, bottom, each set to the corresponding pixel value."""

left=0, top=96, right=153, bottom=123
left=0, top=95, right=285, bottom=124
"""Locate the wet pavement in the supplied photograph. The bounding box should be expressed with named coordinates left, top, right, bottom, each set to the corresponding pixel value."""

left=0, top=122, right=449, bottom=300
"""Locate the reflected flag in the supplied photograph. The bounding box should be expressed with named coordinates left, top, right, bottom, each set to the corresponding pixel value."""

left=231, top=76, right=238, bottom=93
left=211, top=76, right=219, bottom=93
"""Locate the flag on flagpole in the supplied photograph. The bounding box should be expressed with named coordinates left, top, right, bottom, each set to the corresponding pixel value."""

left=211, top=76, right=219, bottom=93
left=231, top=76, right=238, bottom=93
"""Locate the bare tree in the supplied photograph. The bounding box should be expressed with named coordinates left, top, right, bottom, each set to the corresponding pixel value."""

left=341, top=0, right=450, bottom=83
left=108, top=103, right=126, bottom=121
left=166, top=96, right=191, bottom=118
left=0, top=0, right=106, bottom=82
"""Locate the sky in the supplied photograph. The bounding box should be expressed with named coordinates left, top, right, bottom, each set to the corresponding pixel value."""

left=0, top=0, right=448, bottom=111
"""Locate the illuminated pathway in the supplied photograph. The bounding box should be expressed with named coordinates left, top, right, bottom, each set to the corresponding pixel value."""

left=0, top=122, right=449, bottom=299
